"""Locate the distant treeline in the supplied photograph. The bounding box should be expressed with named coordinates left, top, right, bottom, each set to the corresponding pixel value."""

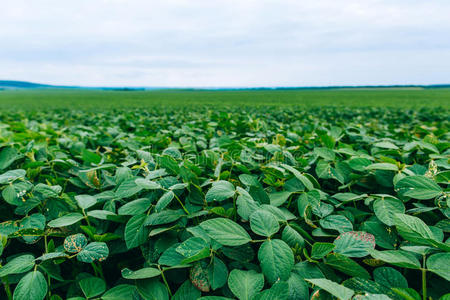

left=1, top=80, right=449, bottom=91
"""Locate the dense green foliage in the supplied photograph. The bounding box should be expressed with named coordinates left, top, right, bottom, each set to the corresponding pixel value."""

left=0, top=90, right=449, bottom=300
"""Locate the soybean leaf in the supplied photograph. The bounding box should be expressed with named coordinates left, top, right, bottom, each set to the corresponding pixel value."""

left=13, top=271, right=47, bottom=300
left=249, top=210, right=279, bottom=237
left=395, top=176, right=442, bottom=200
left=101, top=284, right=137, bottom=300
left=373, top=197, right=405, bottom=226
left=79, top=277, right=106, bottom=298
left=75, top=194, right=97, bottom=210
left=205, top=181, right=235, bottom=202
left=77, top=242, right=109, bottom=263
left=124, top=214, right=149, bottom=249
left=319, top=215, right=353, bottom=233
left=121, top=267, right=161, bottom=279
left=333, top=231, right=375, bottom=258
left=368, top=249, right=421, bottom=269
left=305, top=278, right=354, bottom=300
left=426, top=253, right=450, bottom=281
left=200, top=218, right=251, bottom=246
left=311, top=242, right=335, bottom=259
left=47, top=213, right=84, bottom=228
left=228, top=269, right=264, bottom=300
left=258, top=239, right=294, bottom=284
left=0, top=254, right=35, bottom=277
left=136, top=279, right=169, bottom=300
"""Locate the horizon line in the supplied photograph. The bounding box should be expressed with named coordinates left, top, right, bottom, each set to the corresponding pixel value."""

left=1, top=80, right=450, bottom=90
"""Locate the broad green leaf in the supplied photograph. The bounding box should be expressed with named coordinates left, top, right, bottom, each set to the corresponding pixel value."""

left=281, top=225, right=305, bottom=248
left=368, top=249, right=421, bottom=269
left=118, top=198, right=152, bottom=215
left=207, top=257, right=228, bottom=290
left=176, top=237, right=209, bottom=258
left=20, top=213, right=46, bottom=243
left=311, top=242, right=335, bottom=259
left=373, top=267, right=408, bottom=288
left=236, top=187, right=260, bottom=221
left=366, top=163, right=398, bottom=171
left=228, top=269, right=264, bottom=300
left=124, top=214, right=149, bottom=249
left=0, top=147, right=20, bottom=170
left=0, top=169, right=26, bottom=184
left=200, top=218, right=251, bottom=246
left=145, top=209, right=185, bottom=226
left=135, top=178, right=161, bottom=189
left=393, top=213, right=437, bottom=246
left=319, top=214, right=353, bottom=233
left=13, top=271, right=47, bottom=300
left=252, top=281, right=289, bottom=300
left=343, top=277, right=396, bottom=298
left=374, top=141, right=399, bottom=149
left=324, top=253, right=370, bottom=279
left=373, top=197, right=405, bottom=226
left=121, top=267, right=161, bottom=279
left=75, top=194, right=97, bottom=209
left=426, top=253, right=450, bottom=281
left=2, top=185, right=21, bottom=205
left=79, top=277, right=106, bottom=298
left=205, top=180, right=235, bottom=202
left=314, top=147, right=335, bottom=161
left=81, top=149, right=101, bottom=164
left=172, top=280, right=201, bottom=300
left=354, top=294, right=391, bottom=300
left=155, top=191, right=175, bottom=212
left=282, top=164, right=314, bottom=190
left=190, top=262, right=210, bottom=292
left=101, top=284, right=137, bottom=300
left=287, top=272, right=309, bottom=300
left=293, top=261, right=324, bottom=280
left=35, top=252, right=67, bottom=262
left=362, top=220, right=397, bottom=250
left=306, top=278, right=354, bottom=300
left=47, top=213, right=84, bottom=228
left=136, top=279, right=169, bottom=300
left=87, top=210, right=117, bottom=220
left=269, top=191, right=292, bottom=207
left=64, top=233, right=88, bottom=253
left=391, top=288, right=421, bottom=300
left=0, top=254, right=35, bottom=277
left=158, top=244, right=186, bottom=266
left=77, top=242, right=109, bottom=263
left=249, top=210, right=279, bottom=237
left=116, top=178, right=143, bottom=199
left=333, top=231, right=375, bottom=258
left=395, top=175, right=442, bottom=199
left=258, top=239, right=294, bottom=284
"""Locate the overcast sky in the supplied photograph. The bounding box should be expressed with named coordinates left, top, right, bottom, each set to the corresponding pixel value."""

left=1, top=0, right=449, bottom=87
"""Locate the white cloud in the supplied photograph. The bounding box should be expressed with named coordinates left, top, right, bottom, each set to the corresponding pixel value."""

left=0, top=0, right=449, bottom=86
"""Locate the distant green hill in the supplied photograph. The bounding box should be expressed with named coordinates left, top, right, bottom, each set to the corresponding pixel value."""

left=0, top=80, right=56, bottom=89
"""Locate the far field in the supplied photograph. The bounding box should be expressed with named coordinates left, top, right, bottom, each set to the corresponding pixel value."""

left=0, top=87, right=449, bottom=110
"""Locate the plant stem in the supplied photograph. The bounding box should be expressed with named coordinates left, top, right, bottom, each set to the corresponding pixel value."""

left=232, top=194, right=237, bottom=221
left=82, top=209, right=92, bottom=227
left=44, top=234, right=51, bottom=300
left=91, top=263, right=100, bottom=277
left=159, top=268, right=172, bottom=297
left=96, top=262, right=105, bottom=281
left=422, top=255, right=427, bottom=300
left=2, top=277, right=12, bottom=300
left=173, top=192, right=189, bottom=215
